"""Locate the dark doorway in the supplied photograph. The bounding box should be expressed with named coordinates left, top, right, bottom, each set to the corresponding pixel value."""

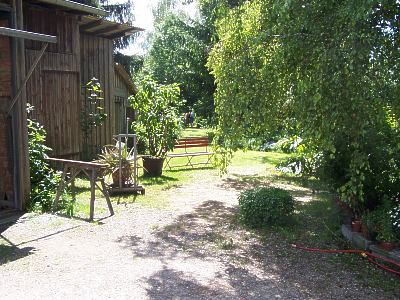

left=0, top=14, right=16, bottom=211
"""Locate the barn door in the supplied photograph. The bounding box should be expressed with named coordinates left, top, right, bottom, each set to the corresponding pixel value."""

left=114, top=95, right=126, bottom=135
left=42, top=70, right=80, bottom=158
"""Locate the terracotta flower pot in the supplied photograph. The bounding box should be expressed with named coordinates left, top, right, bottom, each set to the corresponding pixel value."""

left=379, top=242, right=397, bottom=252
left=351, top=220, right=362, bottom=232
left=142, top=156, right=164, bottom=177
left=112, top=169, right=130, bottom=186
left=361, top=223, right=370, bottom=239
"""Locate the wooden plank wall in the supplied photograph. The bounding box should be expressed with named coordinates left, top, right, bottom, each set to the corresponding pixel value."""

left=0, top=17, right=15, bottom=207
left=114, top=70, right=130, bottom=134
left=80, top=33, right=115, bottom=158
left=25, top=7, right=81, bottom=158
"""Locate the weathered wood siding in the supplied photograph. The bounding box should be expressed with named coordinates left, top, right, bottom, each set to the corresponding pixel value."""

left=114, top=70, right=129, bottom=134
left=80, top=33, right=115, bottom=157
left=25, top=7, right=81, bottom=158
left=0, top=17, right=15, bottom=207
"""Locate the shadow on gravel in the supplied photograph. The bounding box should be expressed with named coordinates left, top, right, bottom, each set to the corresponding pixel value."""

left=220, top=174, right=313, bottom=200
left=0, top=236, right=35, bottom=266
left=221, top=174, right=270, bottom=191
left=117, top=200, right=299, bottom=298
left=117, top=197, right=399, bottom=299
left=145, top=267, right=224, bottom=299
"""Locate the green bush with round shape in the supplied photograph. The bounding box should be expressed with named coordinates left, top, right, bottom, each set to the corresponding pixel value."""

left=239, top=187, right=294, bottom=228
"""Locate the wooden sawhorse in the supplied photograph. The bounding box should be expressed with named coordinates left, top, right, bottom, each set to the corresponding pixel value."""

left=46, top=158, right=114, bottom=221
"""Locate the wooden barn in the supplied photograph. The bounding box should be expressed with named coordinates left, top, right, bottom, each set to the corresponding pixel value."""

left=114, top=62, right=136, bottom=135
left=0, top=0, right=141, bottom=213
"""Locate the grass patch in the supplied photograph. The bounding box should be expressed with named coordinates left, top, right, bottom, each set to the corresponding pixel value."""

left=181, top=128, right=210, bottom=137
left=67, top=148, right=289, bottom=217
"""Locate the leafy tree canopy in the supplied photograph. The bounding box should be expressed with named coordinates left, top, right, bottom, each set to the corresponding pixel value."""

left=145, top=11, right=215, bottom=119
left=114, top=52, right=144, bottom=77
left=208, top=0, right=400, bottom=207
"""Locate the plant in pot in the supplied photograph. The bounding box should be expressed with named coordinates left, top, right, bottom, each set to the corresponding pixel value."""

left=129, top=77, right=183, bottom=177
left=338, top=184, right=365, bottom=232
left=97, top=143, right=135, bottom=186
left=376, top=220, right=398, bottom=251
left=349, top=200, right=364, bottom=232
left=361, top=212, right=373, bottom=239
left=368, top=201, right=399, bottom=251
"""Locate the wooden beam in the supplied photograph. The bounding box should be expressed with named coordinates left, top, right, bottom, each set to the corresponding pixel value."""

left=105, top=28, right=135, bottom=39
left=0, top=27, right=57, bottom=43
left=91, top=24, right=120, bottom=36
left=7, top=43, right=49, bottom=115
left=35, top=0, right=108, bottom=17
left=80, top=19, right=103, bottom=31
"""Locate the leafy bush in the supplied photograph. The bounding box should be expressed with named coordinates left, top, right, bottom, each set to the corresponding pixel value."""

left=362, top=196, right=400, bottom=243
left=27, top=105, right=61, bottom=212
left=194, top=117, right=208, bottom=129
left=130, top=77, right=183, bottom=158
left=239, top=187, right=295, bottom=228
left=81, top=78, right=107, bottom=160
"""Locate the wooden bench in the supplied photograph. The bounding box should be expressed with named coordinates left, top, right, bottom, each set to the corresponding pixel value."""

left=165, top=137, right=214, bottom=169
left=46, top=158, right=114, bottom=221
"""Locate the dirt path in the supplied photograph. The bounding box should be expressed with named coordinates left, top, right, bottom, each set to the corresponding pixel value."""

left=0, top=167, right=398, bottom=299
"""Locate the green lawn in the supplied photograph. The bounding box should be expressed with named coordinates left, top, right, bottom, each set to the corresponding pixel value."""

left=181, top=127, right=210, bottom=137
left=68, top=148, right=274, bottom=214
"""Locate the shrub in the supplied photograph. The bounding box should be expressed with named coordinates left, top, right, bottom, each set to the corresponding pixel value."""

left=239, top=187, right=294, bottom=228
left=130, top=77, right=183, bottom=158
left=363, top=198, right=400, bottom=243
left=27, top=104, right=61, bottom=212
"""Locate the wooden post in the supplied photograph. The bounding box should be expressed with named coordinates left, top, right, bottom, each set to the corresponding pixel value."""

left=100, top=178, right=114, bottom=216
left=10, top=0, right=31, bottom=211
left=53, top=165, right=68, bottom=211
left=89, top=168, right=96, bottom=221
left=70, top=167, right=76, bottom=204
left=133, top=134, right=138, bottom=187
left=118, top=135, right=122, bottom=188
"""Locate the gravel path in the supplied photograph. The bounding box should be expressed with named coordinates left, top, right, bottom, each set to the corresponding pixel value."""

left=0, top=167, right=398, bottom=299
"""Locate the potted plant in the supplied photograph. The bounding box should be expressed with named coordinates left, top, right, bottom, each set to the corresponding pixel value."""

left=97, top=142, right=135, bottom=186
left=350, top=201, right=363, bottom=232
left=361, top=212, right=372, bottom=239
left=129, top=77, right=183, bottom=177
left=375, top=216, right=398, bottom=251
left=366, top=202, right=399, bottom=251
left=376, top=223, right=397, bottom=251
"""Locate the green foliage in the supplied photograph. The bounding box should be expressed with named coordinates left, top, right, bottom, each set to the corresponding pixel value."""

left=114, top=52, right=144, bottom=77
left=363, top=199, right=400, bottom=243
left=97, top=143, right=135, bottom=179
left=207, top=0, right=400, bottom=213
left=130, top=77, right=183, bottom=157
left=81, top=77, right=107, bottom=160
left=27, top=105, right=61, bottom=212
left=238, top=187, right=294, bottom=228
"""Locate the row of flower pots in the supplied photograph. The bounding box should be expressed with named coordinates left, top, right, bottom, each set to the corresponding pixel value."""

left=335, top=197, right=399, bottom=252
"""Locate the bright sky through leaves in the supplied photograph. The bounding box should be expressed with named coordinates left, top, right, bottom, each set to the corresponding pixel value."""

left=109, top=0, right=198, bottom=55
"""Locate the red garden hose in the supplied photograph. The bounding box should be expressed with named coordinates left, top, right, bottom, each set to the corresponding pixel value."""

left=291, top=244, right=400, bottom=276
